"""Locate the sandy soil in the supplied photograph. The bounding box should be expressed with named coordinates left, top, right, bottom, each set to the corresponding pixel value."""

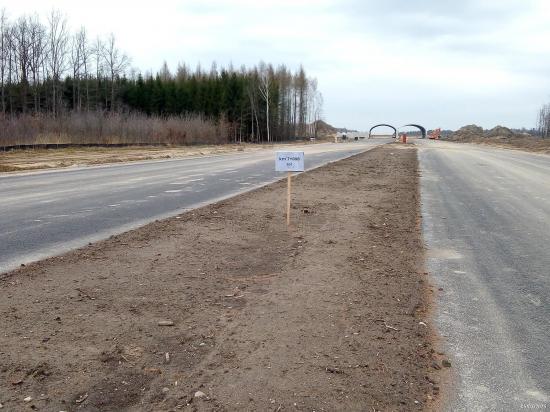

left=0, top=143, right=304, bottom=173
left=449, top=136, right=550, bottom=154
left=0, top=145, right=447, bottom=411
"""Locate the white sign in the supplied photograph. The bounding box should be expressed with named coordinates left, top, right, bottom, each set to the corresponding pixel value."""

left=276, top=151, right=305, bottom=172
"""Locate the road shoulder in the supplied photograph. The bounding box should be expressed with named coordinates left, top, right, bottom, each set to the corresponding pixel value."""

left=0, top=142, right=326, bottom=174
left=444, top=138, right=550, bottom=155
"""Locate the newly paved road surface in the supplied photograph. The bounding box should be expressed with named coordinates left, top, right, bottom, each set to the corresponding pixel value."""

left=418, top=140, right=550, bottom=411
left=0, top=140, right=389, bottom=274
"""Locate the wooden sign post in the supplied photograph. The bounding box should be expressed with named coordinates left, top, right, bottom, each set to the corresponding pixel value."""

left=286, top=172, right=292, bottom=225
left=276, top=151, right=305, bottom=226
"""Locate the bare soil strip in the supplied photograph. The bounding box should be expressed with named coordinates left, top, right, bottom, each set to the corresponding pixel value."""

left=452, top=137, right=550, bottom=154
left=0, top=142, right=319, bottom=173
left=0, top=145, right=444, bottom=411
left=0, top=144, right=256, bottom=173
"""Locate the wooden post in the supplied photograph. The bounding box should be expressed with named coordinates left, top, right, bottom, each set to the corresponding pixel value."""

left=286, top=171, right=292, bottom=226
left=276, top=151, right=303, bottom=226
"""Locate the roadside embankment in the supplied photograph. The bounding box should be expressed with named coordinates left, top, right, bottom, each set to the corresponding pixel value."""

left=0, top=144, right=263, bottom=173
left=0, top=145, right=445, bottom=411
left=447, top=124, right=550, bottom=154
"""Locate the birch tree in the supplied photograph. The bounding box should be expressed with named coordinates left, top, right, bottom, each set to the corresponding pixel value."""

left=246, top=67, right=261, bottom=141
left=296, top=66, right=308, bottom=137
left=258, top=61, right=271, bottom=142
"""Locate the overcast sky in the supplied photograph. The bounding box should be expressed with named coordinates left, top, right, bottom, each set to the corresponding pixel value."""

left=4, top=0, right=550, bottom=131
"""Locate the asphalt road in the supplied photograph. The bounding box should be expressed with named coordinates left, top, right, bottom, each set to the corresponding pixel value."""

left=0, top=140, right=389, bottom=274
left=418, top=140, right=550, bottom=411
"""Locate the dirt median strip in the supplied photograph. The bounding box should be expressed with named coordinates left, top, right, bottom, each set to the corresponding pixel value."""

left=0, top=144, right=445, bottom=411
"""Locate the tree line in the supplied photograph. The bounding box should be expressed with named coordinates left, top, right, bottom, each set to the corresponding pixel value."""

left=122, top=61, right=323, bottom=142
left=537, top=103, right=550, bottom=138
left=0, top=8, right=323, bottom=147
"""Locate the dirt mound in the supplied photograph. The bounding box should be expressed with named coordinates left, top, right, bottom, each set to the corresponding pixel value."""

left=313, top=119, right=337, bottom=137
left=484, top=125, right=516, bottom=138
left=449, top=124, right=484, bottom=140
left=450, top=125, right=523, bottom=141
left=448, top=124, right=550, bottom=153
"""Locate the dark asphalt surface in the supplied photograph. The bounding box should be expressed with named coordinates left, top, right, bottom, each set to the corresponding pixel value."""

left=418, top=140, right=550, bottom=411
left=0, top=140, right=389, bottom=274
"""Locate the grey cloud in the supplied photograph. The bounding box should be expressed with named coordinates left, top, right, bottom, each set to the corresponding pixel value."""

left=338, top=0, right=531, bottom=39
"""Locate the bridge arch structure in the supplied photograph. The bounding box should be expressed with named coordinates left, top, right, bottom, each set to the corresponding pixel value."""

left=401, top=124, right=427, bottom=139
left=369, top=124, right=397, bottom=138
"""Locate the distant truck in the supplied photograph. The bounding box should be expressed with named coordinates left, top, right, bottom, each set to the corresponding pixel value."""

left=429, top=128, right=442, bottom=140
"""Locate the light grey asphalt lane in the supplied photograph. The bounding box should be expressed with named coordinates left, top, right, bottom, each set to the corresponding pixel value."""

left=0, top=140, right=390, bottom=274
left=418, top=140, right=550, bottom=411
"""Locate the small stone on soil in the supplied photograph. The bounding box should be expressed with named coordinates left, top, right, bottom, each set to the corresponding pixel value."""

left=442, top=359, right=452, bottom=368
left=194, top=391, right=206, bottom=398
left=75, top=393, right=88, bottom=404
left=157, top=320, right=174, bottom=326
left=23, top=396, right=32, bottom=402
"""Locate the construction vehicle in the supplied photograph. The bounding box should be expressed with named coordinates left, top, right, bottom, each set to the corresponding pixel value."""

left=428, top=128, right=441, bottom=140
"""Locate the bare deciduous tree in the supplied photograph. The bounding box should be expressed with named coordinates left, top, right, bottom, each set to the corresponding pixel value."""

left=28, top=14, right=47, bottom=112
left=47, top=9, right=68, bottom=115
left=159, top=60, right=171, bottom=82
left=0, top=8, right=326, bottom=146
left=13, top=16, right=32, bottom=112
left=70, top=27, right=90, bottom=111
left=246, top=67, right=261, bottom=141
left=0, top=9, right=10, bottom=112
left=101, top=33, right=129, bottom=110
left=92, top=37, right=104, bottom=110
left=537, top=104, right=550, bottom=138
left=306, top=78, right=323, bottom=138
left=296, top=65, right=308, bottom=137
left=78, top=28, right=91, bottom=111
left=258, top=61, right=272, bottom=142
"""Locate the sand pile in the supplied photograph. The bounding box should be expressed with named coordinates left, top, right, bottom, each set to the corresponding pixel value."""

left=449, top=124, right=484, bottom=140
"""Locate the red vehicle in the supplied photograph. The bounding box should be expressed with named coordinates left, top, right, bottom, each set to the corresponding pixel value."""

left=429, top=128, right=442, bottom=140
